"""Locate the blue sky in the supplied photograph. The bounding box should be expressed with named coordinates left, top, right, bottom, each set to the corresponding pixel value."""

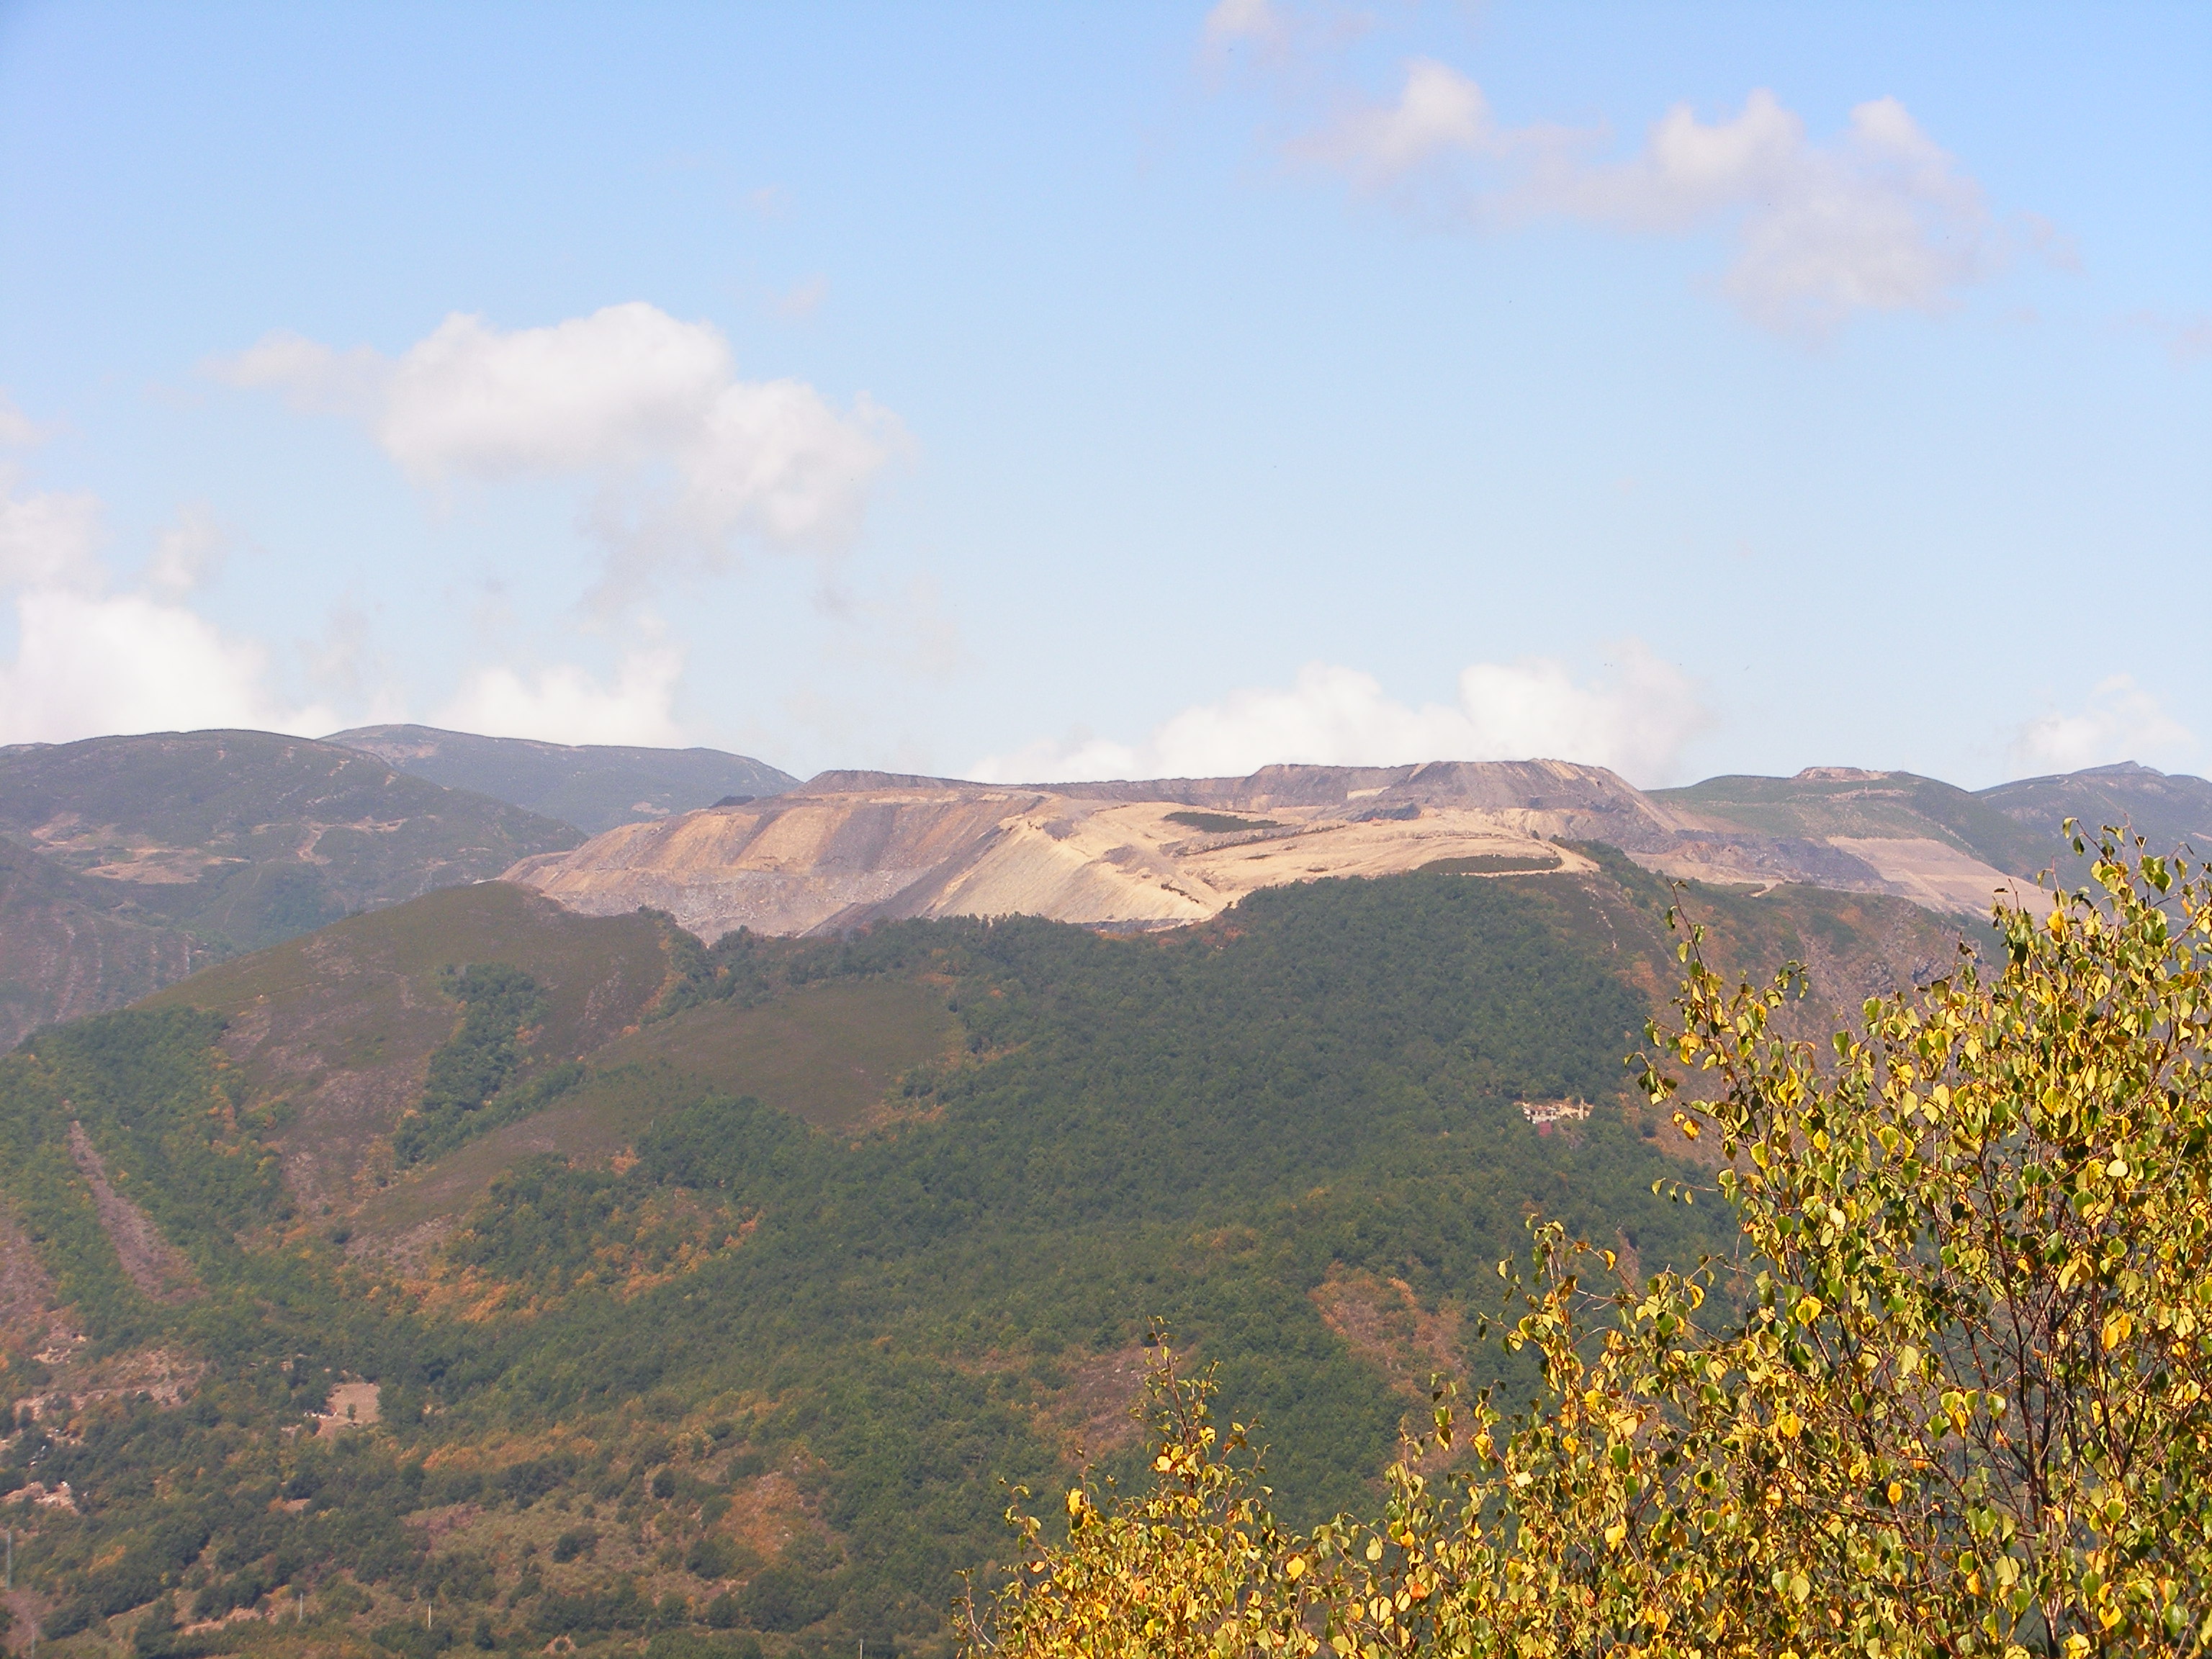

left=1, top=1, right=2205, bottom=788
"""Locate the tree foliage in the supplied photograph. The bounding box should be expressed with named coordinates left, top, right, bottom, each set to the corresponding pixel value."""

left=974, top=830, right=2212, bottom=1657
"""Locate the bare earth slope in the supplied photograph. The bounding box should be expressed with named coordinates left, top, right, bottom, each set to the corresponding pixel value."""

left=505, top=756, right=2126, bottom=939
left=500, top=763, right=1648, bottom=939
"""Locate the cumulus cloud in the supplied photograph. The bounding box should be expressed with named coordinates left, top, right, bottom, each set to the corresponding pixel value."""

left=436, top=639, right=686, bottom=747
left=2010, top=676, right=2195, bottom=775
left=968, top=642, right=1707, bottom=786
left=0, top=477, right=336, bottom=744
left=1241, top=22, right=2029, bottom=336
left=207, top=302, right=903, bottom=598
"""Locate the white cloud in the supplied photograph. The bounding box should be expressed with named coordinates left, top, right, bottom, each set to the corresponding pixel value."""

left=210, top=331, right=385, bottom=418
left=0, top=472, right=102, bottom=590
left=2010, top=676, right=2195, bottom=774
left=207, top=302, right=904, bottom=596
left=372, top=306, right=731, bottom=481
left=0, top=390, right=46, bottom=448
left=968, top=642, right=1707, bottom=786
left=0, top=477, right=336, bottom=744
left=1255, top=34, right=2020, bottom=335
left=437, top=640, right=686, bottom=747
left=1305, top=58, right=1491, bottom=181
left=145, top=503, right=226, bottom=596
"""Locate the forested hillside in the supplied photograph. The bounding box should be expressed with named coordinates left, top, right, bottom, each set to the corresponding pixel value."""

left=0, top=862, right=1969, bottom=1659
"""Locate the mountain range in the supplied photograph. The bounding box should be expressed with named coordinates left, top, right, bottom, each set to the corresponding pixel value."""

left=0, top=724, right=2203, bottom=1051
left=0, top=727, right=2205, bottom=1658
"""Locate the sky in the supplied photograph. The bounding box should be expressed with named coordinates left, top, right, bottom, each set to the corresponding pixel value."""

left=1, top=1, right=2206, bottom=791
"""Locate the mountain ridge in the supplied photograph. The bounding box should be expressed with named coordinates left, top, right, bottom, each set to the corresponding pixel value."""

left=326, top=724, right=798, bottom=835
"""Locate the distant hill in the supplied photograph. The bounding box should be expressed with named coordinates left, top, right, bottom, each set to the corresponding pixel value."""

left=325, top=724, right=798, bottom=833
left=1977, top=760, right=2212, bottom=863
left=0, top=730, right=582, bottom=1043
left=1655, top=760, right=2212, bottom=897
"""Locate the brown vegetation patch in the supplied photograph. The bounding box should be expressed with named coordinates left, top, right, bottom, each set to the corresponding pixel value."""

left=721, top=1460, right=829, bottom=1562
left=315, top=1380, right=382, bottom=1438
left=1311, top=1268, right=1462, bottom=1402
left=65, top=1123, right=199, bottom=1302
left=0, top=1200, right=59, bottom=1357
left=403, top=1501, right=481, bottom=1542
left=1045, top=1345, right=1151, bottom=1461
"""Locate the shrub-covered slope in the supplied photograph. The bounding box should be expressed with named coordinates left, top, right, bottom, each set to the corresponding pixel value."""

left=0, top=863, right=1969, bottom=1659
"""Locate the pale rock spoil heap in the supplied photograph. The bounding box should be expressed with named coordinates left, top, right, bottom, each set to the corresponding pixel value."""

left=498, top=757, right=2033, bottom=940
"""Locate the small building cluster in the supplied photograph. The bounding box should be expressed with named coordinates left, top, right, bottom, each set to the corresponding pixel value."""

left=1517, top=1098, right=1593, bottom=1128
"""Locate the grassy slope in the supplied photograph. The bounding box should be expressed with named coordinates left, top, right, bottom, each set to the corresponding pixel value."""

left=140, top=883, right=677, bottom=1219
left=590, top=981, right=958, bottom=1130
left=0, top=863, right=1977, bottom=1659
